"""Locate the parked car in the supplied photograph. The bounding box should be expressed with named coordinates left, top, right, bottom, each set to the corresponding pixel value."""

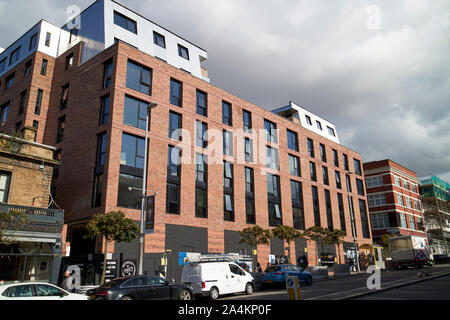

left=0, top=282, right=89, bottom=300
left=181, top=261, right=255, bottom=300
left=261, top=265, right=313, bottom=288
left=86, top=275, right=193, bottom=300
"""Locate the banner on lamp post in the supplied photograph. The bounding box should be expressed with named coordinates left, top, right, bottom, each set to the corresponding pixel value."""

left=145, top=195, right=155, bottom=234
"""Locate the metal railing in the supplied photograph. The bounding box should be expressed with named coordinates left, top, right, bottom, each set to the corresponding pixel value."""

left=0, top=203, right=64, bottom=225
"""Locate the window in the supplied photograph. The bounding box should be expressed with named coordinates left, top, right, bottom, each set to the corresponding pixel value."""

left=307, top=138, right=314, bottom=158
left=243, top=110, right=252, bottom=133
left=337, top=193, right=346, bottom=232
left=65, top=53, right=74, bottom=70
left=327, top=126, right=336, bottom=137
left=92, top=174, right=103, bottom=208
left=316, top=121, right=323, bottom=131
left=287, top=129, right=299, bottom=152
left=123, top=95, right=148, bottom=130
left=56, top=116, right=65, bottom=143
left=366, top=176, right=383, bottom=188
left=414, top=200, right=421, bottom=211
left=5, top=285, right=33, bottom=298
left=394, top=176, right=401, bottom=187
left=170, top=79, right=182, bottom=107
left=245, top=138, right=253, bottom=163
left=169, top=111, right=182, bottom=141
left=354, top=159, right=362, bottom=175
left=196, top=90, right=207, bottom=117
left=222, top=101, right=232, bottom=126
left=320, top=144, right=327, bottom=162
left=103, top=59, right=113, bottom=88
left=333, top=150, right=339, bottom=167
left=45, top=32, right=52, bottom=47
left=60, top=84, right=69, bottom=109
left=32, top=120, right=39, bottom=130
left=359, top=200, right=370, bottom=238
left=120, top=133, right=145, bottom=169
left=368, top=194, right=386, bottom=207
left=99, top=95, right=109, bottom=126
left=96, top=133, right=107, bottom=168
left=312, top=186, right=321, bottom=227
left=335, top=171, right=342, bottom=189
left=406, top=197, right=413, bottom=209
left=291, top=180, right=305, bottom=230
left=69, top=27, right=79, bottom=43
left=343, top=154, right=349, bottom=171
left=305, top=115, right=312, bottom=125
left=9, top=46, right=21, bottom=66
left=114, top=11, right=137, bottom=34
left=409, top=215, right=416, bottom=230
left=223, top=161, right=234, bottom=222
left=289, top=155, right=300, bottom=177
left=0, top=171, right=11, bottom=203
left=5, top=73, right=14, bottom=89
left=167, top=146, right=181, bottom=214
left=195, top=153, right=207, bottom=218
left=403, top=180, right=410, bottom=190
left=245, top=167, right=255, bottom=224
left=29, top=33, right=38, bottom=50
left=126, top=60, right=152, bottom=95
left=266, top=146, right=279, bottom=170
left=178, top=44, right=189, bottom=60
left=118, top=174, right=143, bottom=209
left=325, top=189, right=333, bottom=230
left=223, top=130, right=234, bottom=156
left=0, top=103, right=9, bottom=123
left=41, top=59, right=48, bottom=75
left=399, top=213, right=407, bottom=229
left=196, top=121, right=208, bottom=149
left=322, top=166, right=329, bottom=185
left=0, top=58, right=6, bottom=73
left=397, top=194, right=404, bottom=206
left=267, top=174, right=282, bottom=227
left=309, top=162, right=317, bottom=182
left=25, top=60, right=32, bottom=77
left=356, top=179, right=365, bottom=196
left=153, top=31, right=166, bottom=48
left=371, top=213, right=389, bottom=229
left=264, top=120, right=278, bottom=144
left=18, top=91, right=27, bottom=115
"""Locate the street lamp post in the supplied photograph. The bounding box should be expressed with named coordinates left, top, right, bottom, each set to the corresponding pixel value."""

left=346, top=172, right=361, bottom=273
left=138, top=102, right=158, bottom=276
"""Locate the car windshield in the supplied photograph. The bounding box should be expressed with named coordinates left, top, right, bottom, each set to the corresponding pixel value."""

left=265, top=266, right=281, bottom=273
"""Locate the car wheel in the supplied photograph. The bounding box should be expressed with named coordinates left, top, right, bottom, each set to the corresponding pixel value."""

left=120, top=296, right=133, bottom=301
left=179, top=289, right=192, bottom=300
left=306, top=276, right=313, bottom=286
left=209, top=287, right=219, bottom=300
left=245, top=283, right=254, bottom=295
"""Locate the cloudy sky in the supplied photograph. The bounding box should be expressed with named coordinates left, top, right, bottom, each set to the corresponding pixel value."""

left=1, top=0, right=449, bottom=181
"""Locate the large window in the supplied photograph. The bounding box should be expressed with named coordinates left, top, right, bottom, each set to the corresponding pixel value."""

left=120, top=133, right=145, bottom=169
left=56, top=116, right=65, bottom=143
left=354, top=159, right=362, bottom=176
left=343, top=154, right=349, bottom=171
left=196, top=90, right=207, bottom=117
left=167, top=146, right=181, bottom=215
left=291, top=180, right=305, bottom=230
left=169, top=111, right=182, bottom=141
left=0, top=103, right=9, bottom=123
left=325, top=189, right=333, bottom=230
left=268, top=174, right=282, bottom=227
left=309, top=162, right=317, bottom=182
left=289, top=155, right=300, bottom=177
left=368, top=194, right=387, bottom=207
left=359, top=200, right=371, bottom=238
left=307, top=138, right=314, bottom=158
left=223, top=130, right=233, bottom=156
left=118, top=174, right=143, bottom=209
left=196, top=121, right=208, bottom=149
left=195, top=153, right=207, bottom=219
left=0, top=171, right=11, bottom=203
left=264, top=120, right=278, bottom=144
left=371, top=213, right=390, bottom=229
left=18, top=91, right=27, bottom=115
left=170, top=79, right=182, bottom=107
left=335, top=171, right=342, bottom=189
left=126, top=61, right=152, bottom=95
left=114, top=11, right=137, bottom=34
left=266, top=147, right=279, bottom=170
left=223, top=161, right=234, bottom=222
left=337, top=193, right=346, bottom=232
left=287, top=129, right=299, bottom=152
left=222, top=101, right=232, bottom=126
left=99, top=95, right=109, bottom=126
left=123, top=95, right=147, bottom=130
left=312, top=186, right=321, bottom=227
left=333, top=150, right=339, bottom=167
left=35, top=89, right=43, bottom=115
left=366, top=176, right=383, bottom=188
left=103, top=59, right=113, bottom=88
left=92, top=174, right=103, bottom=208
left=245, top=138, right=253, bottom=163
left=245, top=167, right=255, bottom=224
left=9, top=46, right=21, bottom=66
left=96, top=133, right=107, bottom=168
left=320, top=144, right=327, bottom=162
left=243, top=110, right=252, bottom=133
left=60, top=84, right=69, bottom=109
left=41, top=59, right=48, bottom=76
left=356, top=179, right=365, bottom=196
left=322, top=166, right=329, bottom=185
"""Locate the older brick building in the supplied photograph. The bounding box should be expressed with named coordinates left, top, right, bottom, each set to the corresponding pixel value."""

left=0, top=0, right=372, bottom=280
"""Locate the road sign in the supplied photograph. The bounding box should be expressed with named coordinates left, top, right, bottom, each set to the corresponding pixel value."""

left=416, top=250, right=427, bottom=261
left=286, top=276, right=301, bottom=300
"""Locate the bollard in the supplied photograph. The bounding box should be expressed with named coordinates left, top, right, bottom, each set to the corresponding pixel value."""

left=286, top=276, right=301, bottom=300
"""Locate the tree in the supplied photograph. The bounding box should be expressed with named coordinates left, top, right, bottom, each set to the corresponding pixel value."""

left=239, top=225, right=272, bottom=272
left=271, top=225, right=303, bottom=264
left=84, top=211, right=140, bottom=285
left=0, top=210, right=29, bottom=244
left=375, top=234, right=394, bottom=249
left=303, top=226, right=330, bottom=265
left=326, top=229, right=347, bottom=264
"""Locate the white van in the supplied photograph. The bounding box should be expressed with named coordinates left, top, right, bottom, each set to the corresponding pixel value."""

left=181, top=262, right=255, bottom=300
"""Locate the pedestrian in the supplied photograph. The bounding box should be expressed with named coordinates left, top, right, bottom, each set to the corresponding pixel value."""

left=60, top=271, right=72, bottom=292
left=349, top=258, right=355, bottom=273
left=257, top=263, right=262, bottom=273
left=302, top=255, right=309, bottom=270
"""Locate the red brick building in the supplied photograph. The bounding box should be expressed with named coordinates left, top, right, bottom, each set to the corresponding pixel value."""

left=363, top=160, right=426, bottom=242
left=0, top=0, right=373, bottom=280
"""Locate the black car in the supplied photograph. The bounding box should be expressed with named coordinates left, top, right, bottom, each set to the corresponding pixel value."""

left=87, top=276, right=194, bottom=300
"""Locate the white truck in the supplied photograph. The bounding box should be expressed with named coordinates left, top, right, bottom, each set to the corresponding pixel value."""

left=388, top=236, right=433, bottom=269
